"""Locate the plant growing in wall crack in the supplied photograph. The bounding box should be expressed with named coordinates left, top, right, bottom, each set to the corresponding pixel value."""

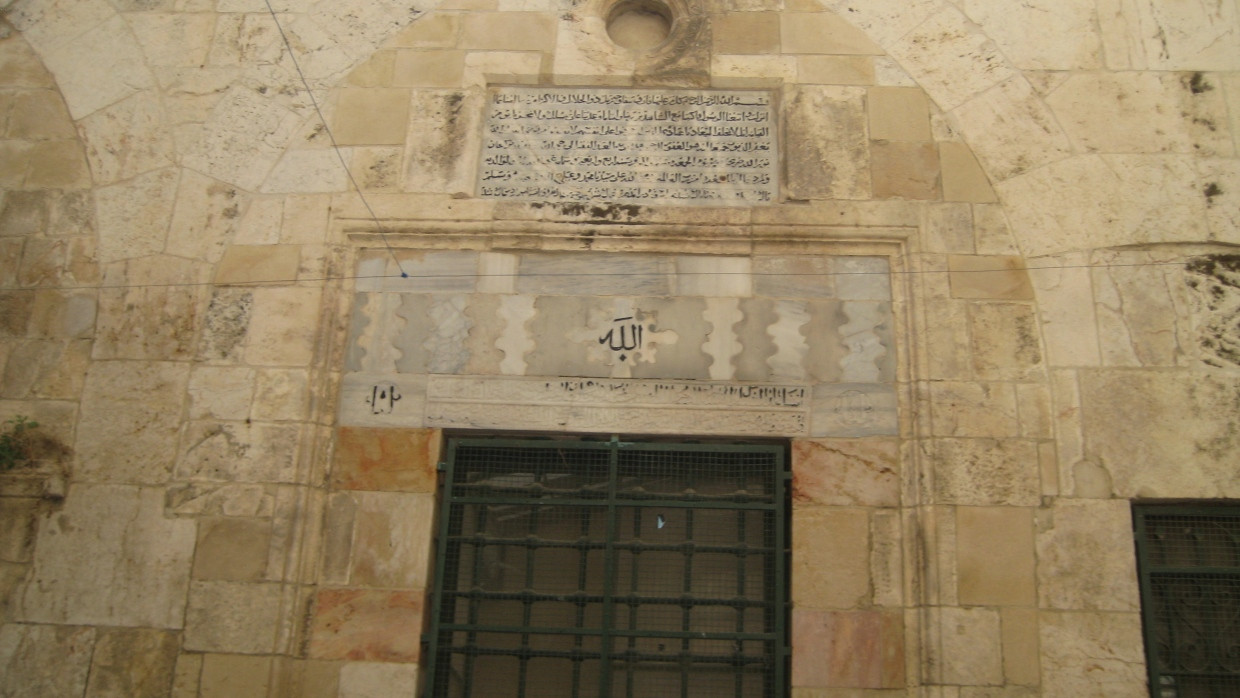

left=0, top=416, right=40, bottom=471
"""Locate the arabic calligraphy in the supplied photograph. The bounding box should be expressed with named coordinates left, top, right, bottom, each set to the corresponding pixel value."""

left=366, top=384, right=402, bottom=415
left=599, top=316, right=643, bottom=362
left=478, top=87, right=778, bottom=206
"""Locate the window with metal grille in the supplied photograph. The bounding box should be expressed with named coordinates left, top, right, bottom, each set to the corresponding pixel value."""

left=425, top=436, right=789, bottom=697
left=1133, top=504, right=1240, bottom=697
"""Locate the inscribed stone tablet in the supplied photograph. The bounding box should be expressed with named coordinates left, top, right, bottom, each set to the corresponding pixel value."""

left=478, top=87, right=777, bottom=206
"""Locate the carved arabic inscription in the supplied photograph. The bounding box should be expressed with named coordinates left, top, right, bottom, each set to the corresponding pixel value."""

left=478, top=87, right=778, bottom=206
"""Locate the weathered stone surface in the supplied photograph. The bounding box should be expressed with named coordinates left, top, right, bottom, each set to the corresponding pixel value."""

left=1036, top=499, right=1138, bottom=611
left=308, top=588, right=423, bottom=662
left=1001, top=607, right=1040, bottom=687
left=781, top=12, right=882, bottom=55
left=245, top=287, right=323, bottom=367
left=1080, top=369, right=1240, bottom=497
left=251, top=368, right=310, bottom=422
left=192, top=517, right=271, bottom=582
left=0, top=623, right=94, bottom=697
left=968, top=302, right=1043, bottom=380
left=188, top=366, right=255, bottom=421
left=935, top=606, right=1002, bottom=685
left=272, top=658, right=341, bottom=698
left=928, top=382, right=1019, bottom=437
left=783, top=85, right=869, bottom=200
left=348, top=491, right=436, bottom=589
left=956, top=506, right=1035, bottom=605
left=332, top=427, right=439, bottom=493
left=1093, top=250, right=1190, bottom=367
left=403, top=90, right=482, bottom=195
left=333, top=88, right=411, bottom=146
left=94, top=167, right=179, bottom=263
left=1029, top=254, right=1100, bottom=367
left=85, top=627, right=180, bottom=698
left=791, top=609, right=904, bottom=688
left=197, top=289, right=254, bottom=363
left=868, top=87, right=931, bottom=141
left=176, top=421, right=301, bottom=483
left=166, top=170, right=244, bottom=263
left=20, top=485, right=195, bottom=628
left=930, top=438, right=1040, bottom=506
left=1039, top=611, right=1146, bottom=697
left=871, top=141, right=939, bottom=200
left=939, top=141, right=997, bottom=203
left=791, top=438, right=899, bottom=507
left=948, top=255, right=1033, bottom=299
left=76, top=361, right=190, bottom=484
left=958, top=0, right=1103, bottom=70
left=78, top=90, right=175, bottom=185
left=792, top=507, right=870, bottom=609
left=184, top=581, right=282, bottom=653
left=0, top=497, right=38, bottom=563
left=198, top=653, right=272, bottom=698
left=95, top=256, right=207, bottom=360
left=338, top=661, right=419, bottom=698
left=1, top=338, right=91, bottom=399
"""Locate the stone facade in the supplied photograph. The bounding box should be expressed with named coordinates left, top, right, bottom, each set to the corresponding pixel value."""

left=0, top=0, right=1237, bottom=696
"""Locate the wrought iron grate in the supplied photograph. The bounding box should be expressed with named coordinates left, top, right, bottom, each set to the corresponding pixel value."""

left=1134, top=505, right=1240, bottom=698
left=426, top=437, right=789, bottom=697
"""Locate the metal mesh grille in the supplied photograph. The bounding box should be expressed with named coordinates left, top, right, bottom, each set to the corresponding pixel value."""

left=1135, top=507, right=1240, bottom=698
left=427, top=438, right=788, bottom=698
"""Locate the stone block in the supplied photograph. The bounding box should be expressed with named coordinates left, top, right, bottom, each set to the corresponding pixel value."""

left=95, top=167, right=180, bottom=263
left=930, top=438, right=1040, bottom=506
left=956, top=506, right=1035, bottom=605
left=244, top=287, right=323, bottom=367
left=936, top=606, right=1002, bottom=685
left=948, top=256, right=1033, bottom=300
left=798, top=55, right=875, bottom=85
left=1080, top=369, right=1240, bottom=498
left=333, top=88, right=411, bottom=146
left=214, top=245, right=301, bottom=286
left=871, top=141, right=940, bottom=200
left=199, top=653, right=272, bottom=698
left=94, top=259, right=207, bottom=359
left=279, top=194, right=330, bottom=245
left=272, top=658, right=341, bottom=698
left=1035, top=499, right=1139, bottom=612
left=308, top=588, right=424, bottom=662
left=711, top=54, right=797, bottom=84
left=251, top=368, right=309, bottom=422
left=78, top=90, right=175, bottom=185
left=0, top=623, right=94, bottom=697
left=940, top=141, right=997, bottom=203
left=75, top=361, right=190, bottom=484
left=1001, top=607, right=1039, bottom=686
left=463, top=50, right=543, bottom=87
left=461, top=12, right=555, bottom=51
left=781, top=12, right=883, bottom=55
left=184, top=581, right=282, bottom=654
left=1092, top=252, right=1187, bottom=368
left=85, top=627, right=180, bottom=698
left=1028, top=255, right=1100, bottom=367
left=791, top=438, right=899, bottom=507
left=968, top=302, right=1043, bottom=380
left=20, top=485, right=195, bottom=628
left=713, top=12, right=779, bottom=54
left=403, top=90, right=482, bottom=195
left=175, top=421, right=301, bottom=483
left=197, top=289, right=254, bottom=363
left=392, top=50, right=466, bottom=87
left=1039, top=611, right=1145, bottom=697
left=338, top=662, right=419, bottom=698
left=192, top=517, right=272, bottom=582
left=868, top=87, right=931, bottom=141
left=1, top=338, right=91, bottom=399
left=0, top=190, right=49, bottom=238
left=928, top=381, right=1019, bottom=437
left=0, top=496, right=38, bottom=563
left=783, top=85, right=869, bottom=200
left=348, top=491, right=436, bottom=589
left=188, top=366, right=255, bottom=421
left=5, top=89, right=75, bottom=140
left=392, top=14, right=460, bottom=47
left=332, top=427, right=440, bottom=493
left=792, top=507, right=870, bottom=609
left=791, top=609, right=904, bottom=688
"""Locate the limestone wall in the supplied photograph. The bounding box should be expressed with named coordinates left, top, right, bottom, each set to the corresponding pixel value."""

left=0, top=0, right=1236, bottom=696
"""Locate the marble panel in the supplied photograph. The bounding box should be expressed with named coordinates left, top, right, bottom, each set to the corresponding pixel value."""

left=332, top=427, right=439, bottom=493
left=791, top=438, right=900, bottom=507
left=19, top=485, right=195, bottom=628
left=337, top=373, right=427, bottom=428
left=338, top=662, right=419, bottom=698
left=385, top=251, right=479, bottom=293
left=702, top=297, right=743, bottom=380
left=839, top=301, right=892, bottom=383
left=308, top=589, right=423, bottom=662
left=753, top=256, right=836, bottom=299
left=810, top=383, right=898, bottom=437
left=496, top=294, right=536, bottom=375
left=802, top=300, right=848, bottom=383
left=791, top=609, right=904, bottom=689
left=791, top=507, right=870, bottom=609
left=348, top=491, right=436, bottom=589
left=767, top=299, right=810, bottom=380
left=674, top=255, right=752, bottom=297
left=516, top=253, right=673, bottom=296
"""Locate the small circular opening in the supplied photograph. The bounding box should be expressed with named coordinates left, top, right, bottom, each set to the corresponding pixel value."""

left=606, top=0, right=674, bottom=52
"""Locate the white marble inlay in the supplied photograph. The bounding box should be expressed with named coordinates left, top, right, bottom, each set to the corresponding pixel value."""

left=354, top=293, right=404, bottom=374
left=767, top=299, right=810, bottom=379
left=839, top=300, right=888, bottom=382
left=425, top=294, right=472, bottom=374
left=496, top=295, right=536, bottom=375
left=702, top=297, right=743, bottom=380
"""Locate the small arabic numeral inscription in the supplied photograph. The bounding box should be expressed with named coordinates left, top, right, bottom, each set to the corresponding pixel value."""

left=366, top=384, right=402, bottom=415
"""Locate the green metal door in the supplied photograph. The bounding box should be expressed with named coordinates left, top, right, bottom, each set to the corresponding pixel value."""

left=425, top=436, right=789, bottom=697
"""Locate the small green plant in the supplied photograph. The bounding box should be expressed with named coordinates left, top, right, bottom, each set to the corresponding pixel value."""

left=0, top=416, right=38, bottom=471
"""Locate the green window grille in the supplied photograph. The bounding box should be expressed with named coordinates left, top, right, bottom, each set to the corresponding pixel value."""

left=1133, top=504, right=1240, bottom=697
left=425, top=436, right=789, bottom=697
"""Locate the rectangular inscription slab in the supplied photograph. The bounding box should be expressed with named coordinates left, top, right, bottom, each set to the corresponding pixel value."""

left=478, top=87, right=777, bottom=207
left=425, top=376, right=809, bottom=437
